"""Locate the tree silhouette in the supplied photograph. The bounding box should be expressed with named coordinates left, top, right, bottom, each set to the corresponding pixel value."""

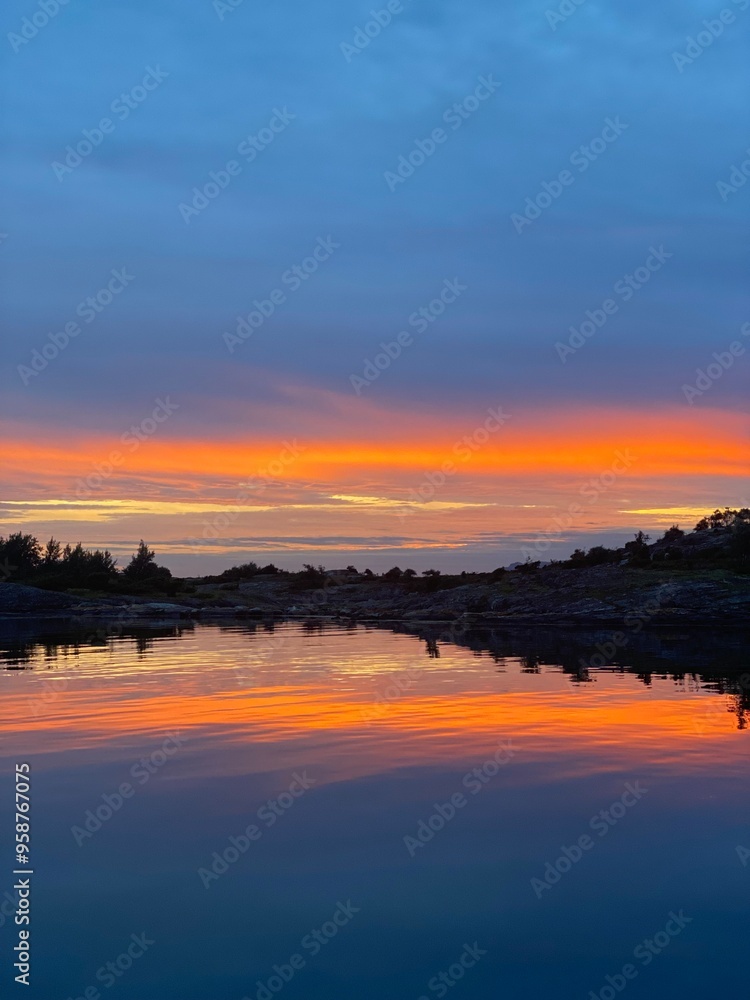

left=0, top=533, right=41, bottom=576
left=43, top=537, right=61, bottom=564
left=122, top=540, right=158, bottom=581
left=625, top=531, right=651, bottom=565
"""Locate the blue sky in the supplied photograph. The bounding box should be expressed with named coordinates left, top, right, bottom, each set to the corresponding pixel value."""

left=1, top=0, right=748, bottom=570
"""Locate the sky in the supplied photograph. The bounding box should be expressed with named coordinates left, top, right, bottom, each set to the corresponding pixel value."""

left=1, top=0, right=748, bottom=573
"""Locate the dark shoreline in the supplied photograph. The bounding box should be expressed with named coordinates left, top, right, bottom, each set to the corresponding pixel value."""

left=1, top=611, right=749, bottom=629
left=3, top=560, right=750, bottom=629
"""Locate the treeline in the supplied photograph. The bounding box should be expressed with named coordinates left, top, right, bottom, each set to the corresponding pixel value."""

left=0, top=535, right=172, bottom=593
left=561, top=508, right=750, bottom=573
left=2, top=509, right=748, bottom=596
left=209, top=510, right=750, bottom=585
left=694, top=507, right=750, bottom=532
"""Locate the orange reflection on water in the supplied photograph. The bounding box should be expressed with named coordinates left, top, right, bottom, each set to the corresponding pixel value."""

left=2, top=625, right=744, bottom=786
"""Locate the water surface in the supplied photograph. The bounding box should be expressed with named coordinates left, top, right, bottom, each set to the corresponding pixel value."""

left=1, top=622, right=748, bottom=998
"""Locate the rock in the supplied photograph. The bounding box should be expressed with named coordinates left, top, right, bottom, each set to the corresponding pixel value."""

left=0, top=583, right=90, bottom=615
left=129, top=602, right=193, bottom=618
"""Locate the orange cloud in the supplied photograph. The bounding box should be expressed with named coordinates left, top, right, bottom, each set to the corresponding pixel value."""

left=2, top=402, right=746, bottom=563
left=3, top=405, right=748, bottom=490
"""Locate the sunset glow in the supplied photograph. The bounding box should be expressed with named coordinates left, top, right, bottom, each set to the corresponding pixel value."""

left=3, top=404, right=747, bottom=570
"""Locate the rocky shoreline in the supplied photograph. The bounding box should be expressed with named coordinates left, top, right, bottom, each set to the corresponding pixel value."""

left=3, top=563, right=749, bottom=628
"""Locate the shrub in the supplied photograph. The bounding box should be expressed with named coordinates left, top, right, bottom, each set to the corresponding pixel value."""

left=567, top=545, right=620, bottom=567
left=516, top=559, right=540, bottom=573
left=695, top=508, right=750, bottom=531
left=585, top=545, right=619, bottom=566
left=121, top=541, right=171, bottom=591
left=122, top=541, right=166, bottom=582
left=624, top=531, right=651, bottom=566
left=217, top=562, right=259, bottom=582
left=661, top=525, right=685, bottom=543
left=0, top=533, right=42, bottom=578
left=292, top=564, right=326, bottom=590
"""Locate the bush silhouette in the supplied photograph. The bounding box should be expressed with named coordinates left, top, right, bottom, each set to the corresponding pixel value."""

left=122, top=541, right=171, bottom=589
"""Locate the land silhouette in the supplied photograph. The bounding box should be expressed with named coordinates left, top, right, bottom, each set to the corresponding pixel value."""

left=0, top=508, right=748, bottom=626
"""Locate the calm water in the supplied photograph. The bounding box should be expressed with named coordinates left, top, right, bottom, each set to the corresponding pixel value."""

left=1, top=621, right=748, bottom=999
